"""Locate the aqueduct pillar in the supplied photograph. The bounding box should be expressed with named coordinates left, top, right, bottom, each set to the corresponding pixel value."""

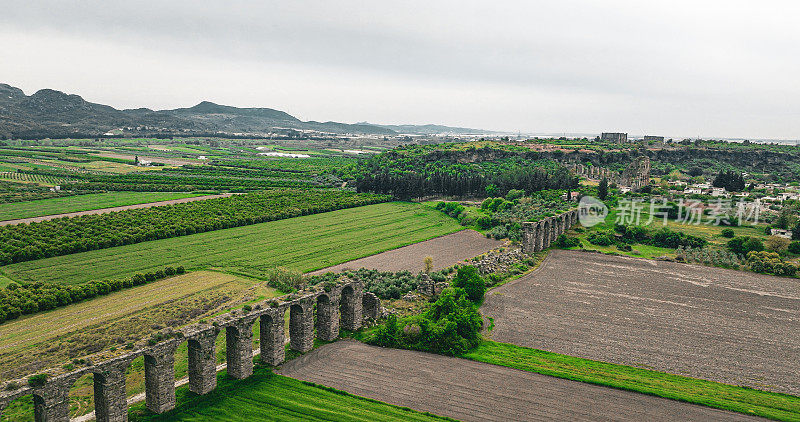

left=340, top=284, right=363, bottom=331
left=34, top=381, right=71, bottom=422
left=226, top=319, right=256, bottom=380
left=362, top=292, right=381, bottom=319
left=290, top=300, right=315, bottom=353
left=93, top=361, right=131, bottom=422
left=316, top=294, right=340, bottom=342
left=144, top=342, right=178, bottom=414
left=259, top=311, right=285, bottom=366
left=188, top=328, right=218, bottom=395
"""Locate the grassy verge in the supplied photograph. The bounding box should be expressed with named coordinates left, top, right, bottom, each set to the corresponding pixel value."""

left=128, top=366, right=455, bottom=422
left=464, top=341, right=800, bottom=421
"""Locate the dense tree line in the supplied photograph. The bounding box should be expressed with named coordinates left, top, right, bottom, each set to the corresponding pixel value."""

left=0, top=189, right=389, bottom=265
left=0, top=266, right=185, bottom=323
left=348, top=145, right=578, bottom=199
left=356, top=167, right=577, bottom=199
left=713, top=170, right=746, bottom=192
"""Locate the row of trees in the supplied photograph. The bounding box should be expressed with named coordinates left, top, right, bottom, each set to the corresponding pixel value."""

left=0, top=266, right=185, bottom=323
left=356, top=167, right=578, bottom=200
left=0, top=190, right=389, bottom=265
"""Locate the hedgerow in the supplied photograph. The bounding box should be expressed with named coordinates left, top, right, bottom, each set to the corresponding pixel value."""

left=0, top=266, right=185, bottom=323
left=0, top=189, right=389, bottom=265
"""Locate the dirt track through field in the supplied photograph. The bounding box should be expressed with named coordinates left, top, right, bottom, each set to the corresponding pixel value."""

left=307, top=229, right=503, bottom=275
left=0, top=194, right=231, bottom=226
left=482, top=250, right=800, bottom=395
left=278, top=340, right=762, bottom=421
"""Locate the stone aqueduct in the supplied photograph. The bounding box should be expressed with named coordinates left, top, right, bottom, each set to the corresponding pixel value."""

left=0, top=210, right=578, bottom=422
left=0, top=280, right=380, bottom=422
left=521, top=209, right=580, bottom=253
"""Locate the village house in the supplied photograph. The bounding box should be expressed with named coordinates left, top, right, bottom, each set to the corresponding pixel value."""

left=770, top=228, right=794, bottom=239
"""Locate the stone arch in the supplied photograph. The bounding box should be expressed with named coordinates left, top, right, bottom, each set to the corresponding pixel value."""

left=362, top=292, right=380, bottom=320
left=339, top=284, right=362, bottom=331
left=315, top=293, right=339, bottom=342
left=68, top=372, right=96, bottom=420
left=289, top=302, right=314, bottom=353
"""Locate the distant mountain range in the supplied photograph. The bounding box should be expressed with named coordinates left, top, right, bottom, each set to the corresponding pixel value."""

left=0, top=83, right=499, bottom=139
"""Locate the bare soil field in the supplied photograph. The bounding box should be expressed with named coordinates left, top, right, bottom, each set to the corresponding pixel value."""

left=482, top=250, right=800, bottom=395
left=0, top=194, right=231, bottom=226
left=308, top=229, right=503, bottom=275
left=278, top=340, right=761, bottom=422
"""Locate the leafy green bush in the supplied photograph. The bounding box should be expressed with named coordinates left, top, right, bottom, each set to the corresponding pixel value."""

left=27, top=374, right=48, bottom=387
left=789, top=241, right=800, bottom=255
left=746, top=251, right=797, bottom=277
left=555, top=234, right=580, bottom=248
left=435, top=201, right=465, bottom=218
left=727, top=236, right=765, bottom=255
left=451, top=266, right=486, bottom=303
left=367, top=287, right=482, bottom=356
left=505, top=189, right=525, bottom=201
left=721, top=228, right=735, bottom=238
left=587, top=232, right=615, bottom=246
left=265, top=267, right=304, bottom=292
left=489, top=225, right=508, bottom=240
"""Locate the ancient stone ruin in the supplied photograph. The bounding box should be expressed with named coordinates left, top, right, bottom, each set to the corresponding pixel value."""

left=0, top=279, right=380, bottom=422
left=619, top=155, right=651, bottom=190
left=521, top=209, right=579, bottom=254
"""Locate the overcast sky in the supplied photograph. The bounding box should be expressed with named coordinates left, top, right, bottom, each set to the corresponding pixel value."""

left=2, top=1, right=799, bottom=139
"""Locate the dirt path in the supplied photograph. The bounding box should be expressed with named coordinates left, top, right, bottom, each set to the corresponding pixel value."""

left=0, top=194, right=232, bottom=226
left=307, top=229, right=503, bottom=275
left=278, top=340, right=762, bottom=422
left=482, top=249, right=800, bottom=395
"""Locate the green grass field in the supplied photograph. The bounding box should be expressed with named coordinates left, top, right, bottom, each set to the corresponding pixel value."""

left=464, top=341, right=800, bottom=421
left=127, top=367, right=452, bottom=422
left=0, top=202, right=463, bottom=285
left=0, top=192, right=202, bottom=221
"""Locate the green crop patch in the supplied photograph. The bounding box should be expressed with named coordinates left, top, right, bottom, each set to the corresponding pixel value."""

left=128, top=367, right=453, bottom=422
left=1, top=202, right=463, bottom=285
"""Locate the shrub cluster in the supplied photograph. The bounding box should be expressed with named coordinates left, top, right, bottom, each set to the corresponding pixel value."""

left=555, top=234, right=581, bottom=248
left=264, top=267, right=305, bottom=292
left=367, top=277, right=485, bottom=356
left=0, top=266, right=185, bottom=323
left=726, top=236, right=765, bottom=255
left=613, top=224, right=707, bottom=249
left=0, top=189, right=388, bottom=265
left=746, top=251, right=798, bottom=277
left=676, top=246, right=742, bottom=269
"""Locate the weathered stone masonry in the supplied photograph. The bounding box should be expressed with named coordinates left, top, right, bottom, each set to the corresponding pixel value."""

left=521, top=209, right=579, bottom=254
left=0, top=279, right=376, bottom=422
